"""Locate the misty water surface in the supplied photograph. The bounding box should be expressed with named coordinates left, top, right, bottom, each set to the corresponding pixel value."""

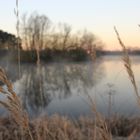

left=0, top=55, right=140, bottom=118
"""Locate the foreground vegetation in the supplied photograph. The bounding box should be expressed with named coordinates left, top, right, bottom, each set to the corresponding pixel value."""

left=0, top=115, right=140, bottom=140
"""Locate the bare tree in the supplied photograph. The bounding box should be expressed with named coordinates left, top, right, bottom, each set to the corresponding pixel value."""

left=21, top=13, right=29, bottom=49
left=50, top=33, right=60, bottom=49
left=59, top=23, right=72, bottom=50
left=80, top=30, right=100, bottom=58
left=21, top=12, right=51, bottom=64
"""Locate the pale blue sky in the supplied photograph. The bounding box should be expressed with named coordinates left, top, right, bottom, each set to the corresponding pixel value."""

left=0, top=0, right=140, bottom=50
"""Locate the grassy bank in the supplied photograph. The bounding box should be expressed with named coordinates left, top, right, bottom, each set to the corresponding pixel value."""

left=0, top=115, right=139, bottom=140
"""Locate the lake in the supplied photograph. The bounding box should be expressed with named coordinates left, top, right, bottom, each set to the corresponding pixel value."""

left=0, top=55, right=140, bottom=118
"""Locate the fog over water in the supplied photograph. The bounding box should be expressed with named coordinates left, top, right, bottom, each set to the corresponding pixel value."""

left=0, top=55, right=140, bottom=118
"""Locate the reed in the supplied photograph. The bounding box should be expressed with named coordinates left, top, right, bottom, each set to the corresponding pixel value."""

left=114, top=26, right=140, bottom=106
left=0, top=68, right=33, bottom=140
left=14, top=0, right=21, bottom=78
left=114, top=26, right=140, bottom=139
left=87, top=94, right=112, bottom=140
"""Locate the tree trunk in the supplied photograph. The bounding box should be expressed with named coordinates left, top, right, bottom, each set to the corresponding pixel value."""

left=36, top=48, right=40, bottom=65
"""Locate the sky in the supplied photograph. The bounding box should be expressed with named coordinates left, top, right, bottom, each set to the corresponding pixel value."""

left=0, top=0, right=140, bottom=50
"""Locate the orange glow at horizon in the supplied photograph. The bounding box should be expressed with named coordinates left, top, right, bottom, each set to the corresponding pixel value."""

left=94, top=27, right=140, bottom=51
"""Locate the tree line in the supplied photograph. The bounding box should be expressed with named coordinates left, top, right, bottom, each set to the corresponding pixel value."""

left=0, top=12, right=104, bottom=62
left=21, top=12, right=103, bottom=51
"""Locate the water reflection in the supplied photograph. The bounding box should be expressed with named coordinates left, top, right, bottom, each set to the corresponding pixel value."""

left=14, top=61, right=104, bottom=117
left=1, top=56, right=140, bottom=118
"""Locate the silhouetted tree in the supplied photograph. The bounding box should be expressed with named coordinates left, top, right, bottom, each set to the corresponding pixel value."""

left=0, top=30, right=21, bottom=50
left=59, top=23, right=72, bottom=50
left=21, top=12, right=51, bottom=64
left=20, top=12, right=104, bottom=62
left=79, top=30, right=103, bottom=58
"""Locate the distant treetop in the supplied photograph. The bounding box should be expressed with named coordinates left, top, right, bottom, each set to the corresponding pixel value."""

left=0, top=30, right=21, bottom=50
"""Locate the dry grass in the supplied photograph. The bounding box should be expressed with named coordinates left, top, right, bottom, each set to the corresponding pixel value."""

left=0, top=115, right=139, bottom=140
left=0, top=68, right=33, bottom=140
left=114, top=26, right=140, bottom=106
left=114, top=26, right=140, bottom=139
left=14, top=0, right=21, bottom=77
left=87, top=94, right=112, bottom=140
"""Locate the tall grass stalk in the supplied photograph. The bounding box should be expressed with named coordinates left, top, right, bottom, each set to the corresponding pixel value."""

left=14, top=0, right=21, bottom=78
left=0, top=68, right=33, bottom=140
left=87, top=94, right=112, bottom=140
left=114, top=26, right=140, bottom=106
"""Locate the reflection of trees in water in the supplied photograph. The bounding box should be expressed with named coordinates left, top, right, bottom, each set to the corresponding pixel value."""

left=14, top=61, right=104, bottom=116
left=44, top=62, right=103, bottom=98
left=0, top=61, right=19, bottom=83
left=19, top=65, right=49, bottom=116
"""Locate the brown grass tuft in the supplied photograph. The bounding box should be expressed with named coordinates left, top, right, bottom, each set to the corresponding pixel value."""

left=0, top=68, right=33, bottom=140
